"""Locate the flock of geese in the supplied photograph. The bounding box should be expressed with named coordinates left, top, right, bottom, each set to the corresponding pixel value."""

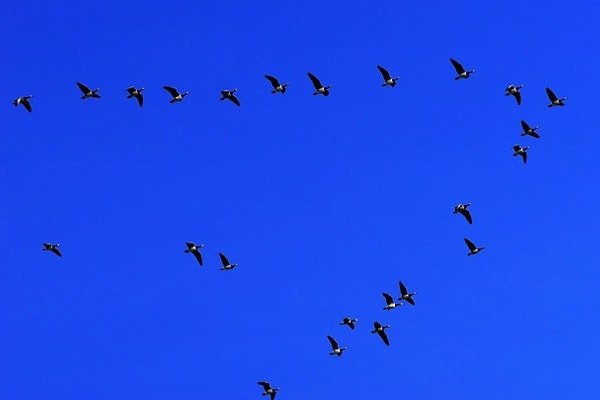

left=30, top=57, right=568, bottom=400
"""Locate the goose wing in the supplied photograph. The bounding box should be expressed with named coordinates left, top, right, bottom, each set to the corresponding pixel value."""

left=257, top=381, right=272, bottom=391
left=51, top=247, right=62, bottom=257
left=546, top=87, right=558, bottom=102
left=399, top=281, right=408, bottom=297
left=377, top=65, right=392, bottom=81
left=307, top=72, right=323, bottom=89
left=229, top=94, right=241, bottom=106
left=378, top=329, right=390, bottom=346
left=373, top=321, right=382, bottom=330
left=405, top=297, right=415, bottom=306
left=192, top=250, right=203, bottom=266
left=514, top=91, right=521, bottom=105
left=219, top=252, right=230, bottom=267
left=265, top=74, right=280, bottom=88
left=382, top=292, right=394, bottom=305
left=163, top=85, right=180, bottom=97
left=77, top=81, right=91, bottom=94
left=513, top=145, right=522, bottom=152
left=522, top=151, right=528, bottom=164
left=22, top=98, right=32, bottom=112
left=464, top=238, right=477, bottom=251
left=347, top=320, right=355, bottom=330
left=126, top=86, right=136, bottom=95
left=450, top=58, right=465, bottom=74
left=136, top=93, right=144, bottom=107
left=520, top=120, right=530, bottom=132
left=327, top=335, right=339, bottom=350
left=460, top=208, right=473, bottom=224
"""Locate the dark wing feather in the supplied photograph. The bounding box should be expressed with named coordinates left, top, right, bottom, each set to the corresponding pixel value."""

left=464, top=238, right=476, bottom=251
left=51, top=247, right=62, bottom=257
left=219, top=252, right=230, bottom=266
left=77, top=82, right=90, bottom=94
left=450, top=58, right=465, bottom=74
left=514, top=91, right=521, bottom=105
left=126, top=86, right=136, bottom=95
left=192, top=251, right=203, bottom=266
left=265, top=75, right=280, bottom=88
left=373, top=321, right=382, bottom=330
left=546, top=87, right=558, bottom=102
left=257, top=381, right=271, bottom=390
left=461, top=209, right=473, bottom=224
left=163, top=86, right=179, bottom=97
left=307, top=72, right=322, bottom=89
left=523, top=152, right=527, bottom=164
left=327, top=335, right=338, bottom=349
left=270, top=392, right=276, bottom=400
left=399, top=281, right=408, bottom=297
left=377, top=65, right=392, bottom=81
left=378, top=330, right=390, bottom=346
left=136, top=93, right=143, bottom=107
left=229, top=95, right=241, bottom=106
left=22, top=99, right=32, bottom=112
left=405, top=297, right=415, bottom=306
left=348, top=321, right=355, bottom=330
left=521, top=120, right=530, bottom=131
left=382, top=292, right=393, bottom=304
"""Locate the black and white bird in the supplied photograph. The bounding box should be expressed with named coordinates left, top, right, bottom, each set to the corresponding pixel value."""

left=520, top=120, right=540, bottom=139
left=184, top=242, right=204, bottom=266
left=464, top=238, right=485, bottom=256
left=377, top=65, right=399, bottom=87
left=163, top=85, right=189, bottom=103
left=220, top=89, right=241, bottom=106
left=307, top=72, right=332, bottom=96
left=126, top=86, right=144, bottom=107
left=339, top=317, right=358, bottom=330
left=546, top=87, right=567, bottom=107
left=327, top=335, right=347, bottom=357
left=505, top=84, right=524, bottom=105
left=77, top=82, right=100, bottom=99
left=453, top=203, right=473, bottom=224
left=13, top=95, right=33, bottom=112
left=398, top=281, right=417, bottom=306
left=450, top=58, right=476, bottom=80
left=42, top=243, right=62, bottom=257
left=265, top=75, right=289, bottom=94
left=219, top=252, right=239, bottom=271
left=257, top=381, right=280, bottom=400
left=382, top=292, right=402, bottom=310
left=513, top=144, right=530, bottom=164
left=371, top=322, right=391, bottom=346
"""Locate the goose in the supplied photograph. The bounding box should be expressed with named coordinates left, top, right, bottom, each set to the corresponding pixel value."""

left=377, top=65, right=399, bottom=87
left=505, top=84, right=524, bottom=105
left=339, top=317, right=358, bottom=330
left=398, top=281, right=417, bottom=306
left=219, top=252, right=239, bottom=271
left=382, top=292, right=402, bottom=310
left=126, top=86, right=144, bottom=107
left=77, top=82, right=100, bottom=99
left=327, top=335, right=347, bottom=357
left=450, top=58, right=475, bottom=80
left=13, top=95, right=33, bottom=112
left=464, top=237, right=485, bottom=256
left=546, top=87, right=567, bottom=107
left=265, top=75, right=289, bottom=94
left=307, top=72, right=332, bottom=96
left=220, top=89, right=241, bottom=106
left=257, top=381, right=280, bottom=400
left=453, top=202, right=473, bottom=224
left=163, top=85, right=189, bottom=103
left=371, top=322, right=391, bottom=346
left=184, top=242, right=204, bottom=266
left=512, top=144, right=530, bottom=164
left=42, top=243, right=62, bottom=257
left=520, top=120, right=540, bottom=139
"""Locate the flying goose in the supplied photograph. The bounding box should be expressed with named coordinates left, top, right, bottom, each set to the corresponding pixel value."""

left=382, top=292, right=402, bottom=310
left=219, top=252, right=239, bottom=270
left=398, top=281, right=417, bottom=306
left=184, top=242, right=204, bottom=266
left=307, top=72, right=332, bottom=96
left=512, top=144, right=530, bottom=164
left=163, top=85, right=189, bottom=103
left=546, top=87, right=566, bottom=107
left=450, top=58, right=475, bottom=80
left=453, top=203, right=473, bottom=224
left=505, top=84, right=524, bottom=105
left=339, top=317, right=358, bottom=330
left=220, top=89, right=241, bottom=106
left=464, top=237, right=485, bottom=256
left=126, top=86, right=144, bottom=107
left=377, top=65, right=399, bottom=87
left=520, top=120, right=540, bottom=139
left=13, top=95, right=33, bottom=112
left=77, top=82, right=100, bottom=99
left=265, top=75, right=289, bottom=94
left=257, top=381, right=280, bottom=400
left=42, top=243, right=62, bottom=257
left=327, top=335, right=347, bottom=357
left=371, top=321, right=391, bottom=346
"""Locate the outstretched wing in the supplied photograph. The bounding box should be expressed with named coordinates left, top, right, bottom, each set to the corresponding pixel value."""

left=219, top=252, right=230, bottom=267
left=464, top=238, right=476, bottom=251
left=257, top=381, right=271, bottom=391
left=22, top=98, right=32, bottom=112
left=192, top=251, right=203, bottom=266
left=382, top=292, right=393, bottom=304
left=136, top=93, right=144, bottom=107
left=460, top=209, right=473, bottom=224
left=520, top=120, right=530, bottom=132
left=399, top=281, right=408, bottom=297
left=378, top=329, right=390, bottom=346
left=307, top=72, right=322, bottom=89
left=450, top=58, right=465, bottom=74
left=265, top=74, right=280, bottom=88
left=229, top=95, right=241, bottom=106
left=514, top=91, right=521, bottom=105
left=546, top=87, right=558, bottom=102
left=163, top=85, right=179, bottom=97
left=377, top=65, right=392, bottom=81
left=77, top=81, right=91, bottom=94
left=51, top=247, right=62, bottom=257
left=327, top=335, right=338, bottom=349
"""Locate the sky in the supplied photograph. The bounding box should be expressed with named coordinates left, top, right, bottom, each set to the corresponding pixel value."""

left=2, top=0, right=600, bottom=398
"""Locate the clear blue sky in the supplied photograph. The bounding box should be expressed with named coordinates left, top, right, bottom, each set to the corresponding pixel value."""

left=2, top=1, right=600, bottom=399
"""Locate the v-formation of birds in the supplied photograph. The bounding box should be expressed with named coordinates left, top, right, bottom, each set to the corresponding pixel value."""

left=33, top=58, right=568, bottom=399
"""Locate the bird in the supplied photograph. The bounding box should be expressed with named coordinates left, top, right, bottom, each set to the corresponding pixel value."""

left=377, top=65, right=399, bottom=87
left=505, top=84, right=524, bottom=105
left=126, top=86, right=144, bottom=107
left=220, top=89, right=241, bottom=106
left=257, top=381, right=280, bottom=400
left=184, top=242, right=204, bottom=266
left=398, top=281, right=417, bottom=306
left=450, top=58, right=476, bottom=80
left=219, top=252, right=239, bottom=271
left=546, top=87, right=567, bottom=107
left=77, top=82, right=100, bottom=99
left=339, top=317, right=358, bottom=330
left=163, top=85, right=189, bottom=103
left=42, top=243, right=62, bottom=257
left=307, top=72, right=332, bottom=96
left=382, top=292, right=402, bottom=310
left=265, top=75, right=289, bottom=94
left=453, top=203, right=473, bottom=224
left=13, top=95, right=33, bottom=112
left=327, top=335, right=347, bottom=357
left=513, top=144, right=530, bottom=164
left=371, top=322, right=391, bottom=346
left=464, top=237, right=485, bottom=256
left=520, top=120, right=540, bottom=139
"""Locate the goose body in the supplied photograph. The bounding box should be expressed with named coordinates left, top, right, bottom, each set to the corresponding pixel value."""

left=371, top=321, right=391, bottom=346
left=450, top=58, right=475, bottom=80
left=382, top=292, right=401, bottom=310
left=126, top=86, right=144, bottom=107
left=377, top=65, right=399, bottom=87
left=512, top=144, right=530, bottom=164
left=505, top=84, right=524, bottom=105
left=327, top=335, right=347, bottom=357
left=339, top=317, right=358, bottom=330
left=163, top=85, right=189, bottom=103
left=184, top=242, right=204, bottom=266
left=42, top=242, right=62, bottom=257
left=77, top=82, right=100, bottom=99
left=257, top=381, right=280, bottom=400
left=307, top=72, right=332, bottom=96
left=464, top=237, right=485, bottom=256
left=520, top=120, right=540, bottom=139
left=398, top=281, right=417, bottom=306
left=13, top=95, right=33, bottom=112
left=265, top=75, right=289, bottom=94
left=219, top=252, right=239, bottom=270
left=220, top=89, right=241, bottom=106
left=546, top=87, right=566, bottom=107
left=453, top=202, right=473, bottom=224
